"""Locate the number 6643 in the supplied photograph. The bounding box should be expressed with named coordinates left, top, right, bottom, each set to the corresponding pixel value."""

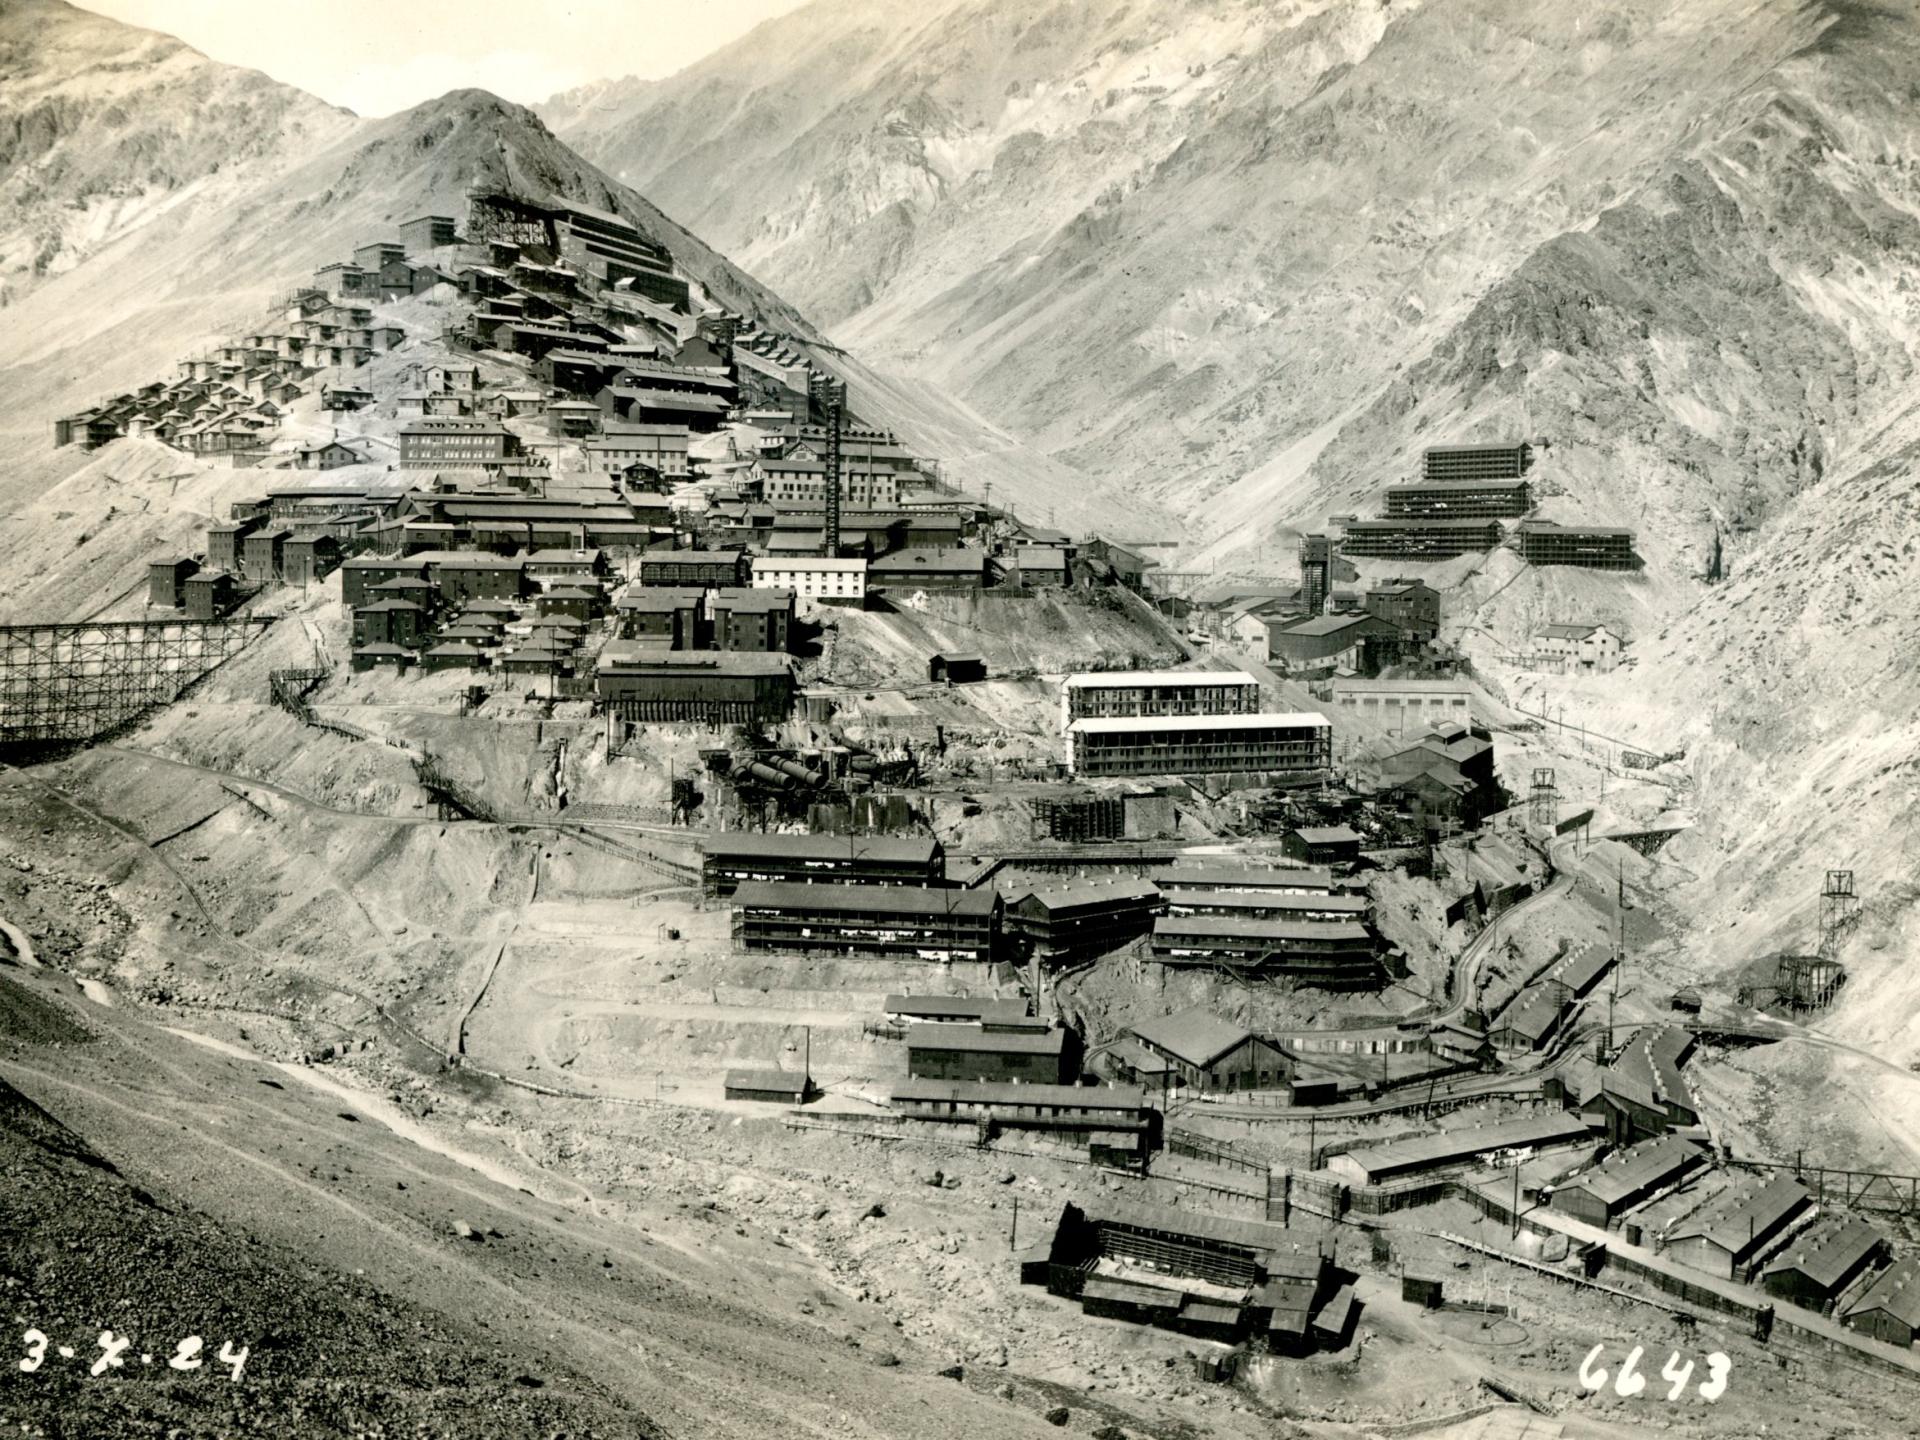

left=1579, top=1344, right=1730, bottom=1402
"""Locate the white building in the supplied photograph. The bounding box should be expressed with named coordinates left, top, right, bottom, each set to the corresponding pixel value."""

left=1533, top=623, right=1625, bottom=672
left=751, top=555, right=867, bottom=602
left=1322, top=676, right=1472, bottom=719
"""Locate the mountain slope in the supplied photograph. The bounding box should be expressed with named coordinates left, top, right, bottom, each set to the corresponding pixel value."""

left=0, top=0, right=356, bottom=307
left=545, top=0, right=1920, bottom=576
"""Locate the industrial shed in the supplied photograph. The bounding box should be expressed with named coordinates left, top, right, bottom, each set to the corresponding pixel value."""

left=1550, top=1135, right=1705, bottom=1227
left=1844, top=1254, right=1920, bottom=1348
left=1328, top=1112, right=1597, bottom=1188
left=1151, top=862, right=1335, bottom=897
left=722, top=1069, right=815, bottom=1104
left=883, top=995, right=1031, bottom=1026
left=1664, top=1174, right=1813, bottom=1280
left=1129, top=1007, right=1289, bottom=1094
left=905, top=1024, right=1074, bottom=1085
left=1761, top=1216, right=1889, bottom=1313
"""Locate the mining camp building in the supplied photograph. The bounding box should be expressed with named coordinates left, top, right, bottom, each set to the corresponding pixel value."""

left=701, top=832, right=945, bottom=896
left=731, top=881, right=1000, bottom=964
left=1065, top=712, right=1332, bottom=779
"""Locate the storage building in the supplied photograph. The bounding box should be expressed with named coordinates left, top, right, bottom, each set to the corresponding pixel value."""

left=722, top=1069, right=815, bottom=1104
left=1761, top=1217, right=1888, bottom=1313
left=1327, top=1112, right=1596, bottom=1188
left=1550, top=1135, right=1705, bottom=1228
left=905, top=1024, right=1074, bottom=1085
left=1129, top=1007, right=1289, bottom=1094
left=1664, top=1175, right=1813, bottom=1280
left=1844, top=1254, right=1920, bottom=1348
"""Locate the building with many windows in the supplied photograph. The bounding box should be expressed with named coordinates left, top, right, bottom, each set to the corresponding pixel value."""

left=730, top=881, right=1000, bottom=963
left=751, top=555, right=867, bottom=603
left=397, top=418, right=519, bottom=469
left=1066, top=712, right=1332, bottom=779
left=1421, top=442, right=1532, bottom=482
left=1061, top=670, right=1260, bottom=728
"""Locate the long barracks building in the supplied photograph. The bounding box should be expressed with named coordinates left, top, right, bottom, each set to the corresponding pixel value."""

left=730, top=881, right=1000, bottom=963
left=1339, top=518, right=1504, bottom=559
left=1384, top=479, right=1532, bottom=519
left=1065, top=712, right=1331, bottom=779
left=700, top=832, right=946, bottom=897
left=1421, top=442, right=1532, bottom=482
left=1060, top=670, right=1261, bottom=727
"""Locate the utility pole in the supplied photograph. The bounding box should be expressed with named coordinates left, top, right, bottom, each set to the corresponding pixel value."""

left=1511, top=1157, right=1522, bottom=1240
left=1010, top=1195, right=1019, bottom=1252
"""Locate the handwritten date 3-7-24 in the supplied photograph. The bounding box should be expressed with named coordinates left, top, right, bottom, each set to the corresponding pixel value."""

left=17, top=1329, right=248, bottom=1382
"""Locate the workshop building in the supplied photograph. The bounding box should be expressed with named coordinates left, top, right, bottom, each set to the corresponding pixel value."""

left=1665, top=1175, right=1814, bottom=1281
left=1761, top=1217, right=1889, bottom=1314
left=1844, top=1255, right=1920, bottom=1348
left=906, top=1023, right=1075, bottom=1085
left=1129, top=1007, right=1290, bottom=1093
left=1282, top=825, right=1364, bottom=866
left=1550, top=1135, right=1705, bottom=1228
left=639, top=550, right=752, bottom=588
left=1327, top=1112, right=1596, bottom=1188
left=595, top=650, right=793, bottom=724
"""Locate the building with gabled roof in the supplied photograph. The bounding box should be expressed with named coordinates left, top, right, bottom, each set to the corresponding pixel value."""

left=1003, top=876, right=1165, bottom=968
left=1844, top=1253, right=1920, bottom=1348
left=1665, top=1174, right=1813, bottom=1280
left=1550, top=1134, right=1705, bottom=1227
left=1128, top=1006, right=1289, bottom=1093
left=700, top=831, right=945, bottom=896
left=1762, top=1216, right=1889, bottom=1313
left=732, top=880, right=1000, bottom=965
left=1328, top=1112, right=1597, bottom=1188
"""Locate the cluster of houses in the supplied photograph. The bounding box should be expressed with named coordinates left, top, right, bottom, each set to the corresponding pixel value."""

left=53, top=289, right=406, bottom=458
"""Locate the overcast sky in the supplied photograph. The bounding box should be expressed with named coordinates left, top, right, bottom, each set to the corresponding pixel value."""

left=86, top=0, right=808, bottom=116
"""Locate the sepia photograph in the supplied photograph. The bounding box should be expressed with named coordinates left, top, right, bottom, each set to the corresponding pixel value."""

left=1, top=0, right=1917, bottom=1435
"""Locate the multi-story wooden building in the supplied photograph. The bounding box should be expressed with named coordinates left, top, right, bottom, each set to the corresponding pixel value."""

left=1421, top=442, right=1532, bottom=483
left=397, top=418, right=519, bottom=470
left=730, top=880, right=1000, bottom=964
left=1514, top=520, right=1638, bottom=569
left=1385, top=478, right=1532, bottom=518
left=1060, top=670, right=1261, bottom=728
left=701, top=832, right=946, bottom=896
left=595, top=650, right=793, bottom=724
left=1004, top=878, right=1166, bottom=967
left=1065, top=712, right=1331, bottom=779
left=1339, top=518, right=1504, bottom=559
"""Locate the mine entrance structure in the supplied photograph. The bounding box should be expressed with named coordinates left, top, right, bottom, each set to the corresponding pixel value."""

left=1820, top=868, right=1859, bottom=960
left=1529, top=767, right=1557, bottom=827
left=0, top=618, right=274, bottom=751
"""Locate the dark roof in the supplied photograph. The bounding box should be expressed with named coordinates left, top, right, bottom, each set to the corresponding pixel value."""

left=889, top=1078, right=1149, bottom=1109
left=1130, top=1007, right=1253, bottom=1069
left=1669, top=1175, right=1811, bottom=1255
left=1559, top=1135, right=1703, bottom=1208
left=904, top=1026, right=1064, bottom=1057
left=704, top=832, right=939, bottom=864
left=723, top=1068, right=811, bottom=1095
left=1083, top=1200, right=1319, bottom=1260
left=1762, top=1216, right=1885, bottom=1291
left=870, top=547, right=985, bottom=575
left=883, top=995, right=1030, bottom=1023
left=1273, top=613, right=1396, bottom=637
left=1846, top=1254, right=1920, bottom=1329
left=731, top=880, right=997, bottom=919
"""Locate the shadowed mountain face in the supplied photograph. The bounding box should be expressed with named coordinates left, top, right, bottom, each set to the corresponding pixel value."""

left=545, top=0, right=1920, bottom=574
left=0, top=0, right=357, bottom=307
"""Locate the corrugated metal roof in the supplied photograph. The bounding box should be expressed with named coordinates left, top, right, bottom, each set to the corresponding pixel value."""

left=1129, top=1007, right=1253, bottom=1068
left=891, top=1078, right=1148, bottom=1108
left=905, top=1025, right=1064, bottom=1056
left=1559, top=1135, right=1703, bottom=1208
left=1845, top=1253, right=1920, bottom=1328
left=1339, top=1112, right=1595, bottom=1178
left=1762, top=1215, right=1885, bottom=1291
left=1669, top=1174, right=1810, bottom=1254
